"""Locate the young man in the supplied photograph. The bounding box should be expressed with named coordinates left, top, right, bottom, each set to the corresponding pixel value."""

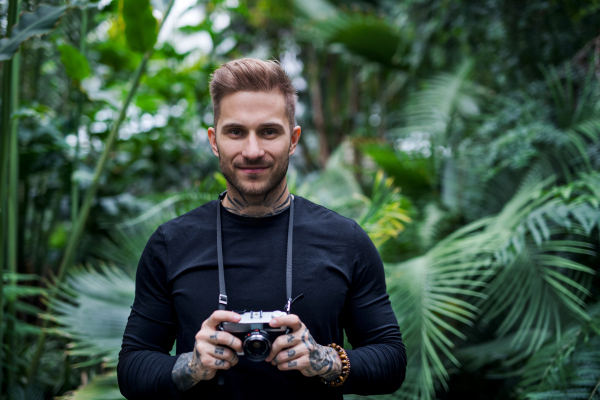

left=117, top=58, right=406, bottom=399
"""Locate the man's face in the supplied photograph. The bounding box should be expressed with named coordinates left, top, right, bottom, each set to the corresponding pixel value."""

left=208, top=91, right=301, bottom=198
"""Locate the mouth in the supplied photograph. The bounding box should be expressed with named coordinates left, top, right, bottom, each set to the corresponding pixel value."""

left=237, top=166, right=269, bottom=174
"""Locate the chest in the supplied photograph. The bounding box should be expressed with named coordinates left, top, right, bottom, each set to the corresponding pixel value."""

left=170, top=221, right=352, bottom=349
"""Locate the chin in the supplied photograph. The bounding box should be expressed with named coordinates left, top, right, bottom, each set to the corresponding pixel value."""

left=236, top=182, right=272, bottom=197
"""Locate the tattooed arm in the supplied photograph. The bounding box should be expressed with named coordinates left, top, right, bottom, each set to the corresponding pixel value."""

left=265, top=314, right=343, bottom=381
left=172, top=310, right=242, bottom=391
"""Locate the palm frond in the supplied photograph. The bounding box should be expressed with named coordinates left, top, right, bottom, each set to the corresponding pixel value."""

left=517, top=304, right=600, bottom=400
left=386, top=222, right=496, bottom=399
left=49, top=264, right=134, bottom=368
left=477, top=172, right=599, bottom=355
left=386, top=170, right=599, bottom=398
left=395, top=60, right=480, bottom=143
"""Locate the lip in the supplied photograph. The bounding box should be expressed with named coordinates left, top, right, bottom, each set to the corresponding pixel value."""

left=238, top=166, right=269, bottom=174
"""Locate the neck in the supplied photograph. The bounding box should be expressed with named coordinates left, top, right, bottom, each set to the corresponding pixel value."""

left=221, top=180, right=291, bottom=218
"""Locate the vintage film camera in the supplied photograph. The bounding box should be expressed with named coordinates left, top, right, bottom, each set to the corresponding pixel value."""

left=220, top=310, right=289, bottom=362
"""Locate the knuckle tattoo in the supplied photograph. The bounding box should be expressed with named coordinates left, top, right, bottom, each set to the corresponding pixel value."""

left=214, top=359, right=226, bottom=367
left=288, top=361, right=298, bottom=367
left=287, top=349, right=295, bottom=357
left=215, top=347, right=224, bottom=355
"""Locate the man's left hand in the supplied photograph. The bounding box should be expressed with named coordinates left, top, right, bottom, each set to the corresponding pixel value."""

left=265, top=314, right=342, bottom=381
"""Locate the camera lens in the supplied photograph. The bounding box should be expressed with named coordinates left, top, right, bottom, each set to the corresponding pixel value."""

left=243, top=329, right=271, bottom=362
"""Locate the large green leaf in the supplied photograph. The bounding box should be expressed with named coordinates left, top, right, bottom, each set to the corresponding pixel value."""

left=0, top=5, right=69, bottom=61
left=58, top=44, right=91, bottom=81
left=122, top=0, right=158, bottom=53
left=361, top=143, right=434, bottom=199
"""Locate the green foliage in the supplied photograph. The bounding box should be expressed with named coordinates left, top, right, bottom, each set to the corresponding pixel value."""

left=3, top=0, right=600, bottom=398
left=0, top=5, right=69, bottom=61
left=122, top=0, right=158, bottom=53
left=517, top=305, right=600, bottom=399
left=58, top=44, right=91, bottom=81
left=312, top=13, right=406, bottom=68
left=59, top=372, right=124, bottom=399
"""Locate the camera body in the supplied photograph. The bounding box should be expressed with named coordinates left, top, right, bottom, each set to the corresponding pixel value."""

left=220, top=310, right=288, bottom=362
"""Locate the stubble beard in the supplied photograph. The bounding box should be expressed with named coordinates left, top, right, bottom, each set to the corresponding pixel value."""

left=218, top=151, right=289, bottom=200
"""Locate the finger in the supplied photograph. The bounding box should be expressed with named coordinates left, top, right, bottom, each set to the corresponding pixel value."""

left=269, top=314, right=303, bottom=332
left=270, top=345, right=306, bottom=365
left=276, top=356, right=308, bottom=372
left=200, top=354, right=232, bottom=370
left=265, top=331, right=300, bottom=362
left=203, top=310, right=241, bottom=330
left=210, top=344, right=239, bottom=365
left=197, top=330, right=243, bottom=353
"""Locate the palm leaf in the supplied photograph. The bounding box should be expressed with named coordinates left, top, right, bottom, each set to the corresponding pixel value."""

left=477, top=172, right=599, bottom=355
left=517, top=304, right=600, bottom=400
left=49, top=264, right=135, bottom=368
left=386, top=170, right=599, bottom=399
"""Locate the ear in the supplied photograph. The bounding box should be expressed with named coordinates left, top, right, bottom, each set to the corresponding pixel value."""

left=208, top=127, right=219, bottom=157
left=289, top=126, right=301, bottom=156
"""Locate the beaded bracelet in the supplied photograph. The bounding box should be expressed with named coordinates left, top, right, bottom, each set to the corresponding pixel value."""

left=320, top=343, right=351, bottom=387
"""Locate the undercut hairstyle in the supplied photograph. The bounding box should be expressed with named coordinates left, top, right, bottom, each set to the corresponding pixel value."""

left=209, top=58, right=298, bottom=133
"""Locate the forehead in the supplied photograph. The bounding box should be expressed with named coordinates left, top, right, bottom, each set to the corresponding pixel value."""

left=218, top=91, right=287, bottom=129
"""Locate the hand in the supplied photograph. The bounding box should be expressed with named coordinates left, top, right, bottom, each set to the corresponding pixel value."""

left=172, top=310, right=242, bottom=391
left=265, top=314, right=342, bottom=380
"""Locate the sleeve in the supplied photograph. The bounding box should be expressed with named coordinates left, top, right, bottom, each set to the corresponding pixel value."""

left=341, top=222, right=407, bottom=395
left=117, top=226, right=183, bottom=399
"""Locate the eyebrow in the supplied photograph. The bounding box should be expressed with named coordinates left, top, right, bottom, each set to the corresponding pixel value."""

left=220, top=122, right=286, bottom=131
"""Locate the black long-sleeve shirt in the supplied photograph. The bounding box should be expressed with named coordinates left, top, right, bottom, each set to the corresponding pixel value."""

left=118, top=196, right=406, bottom=399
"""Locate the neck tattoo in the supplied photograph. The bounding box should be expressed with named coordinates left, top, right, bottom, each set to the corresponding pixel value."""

left=222, top=183, right=292, bottom=218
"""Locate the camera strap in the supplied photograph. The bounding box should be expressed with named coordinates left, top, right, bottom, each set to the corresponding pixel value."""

left=216, top=191, right=295, bottom=313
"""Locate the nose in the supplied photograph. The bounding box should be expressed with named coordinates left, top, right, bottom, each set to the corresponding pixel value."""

left=241, top=132, right=265, bottom=160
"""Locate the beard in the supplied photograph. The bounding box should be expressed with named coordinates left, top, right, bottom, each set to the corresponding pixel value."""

left=218, top=150, right=289, bottom=200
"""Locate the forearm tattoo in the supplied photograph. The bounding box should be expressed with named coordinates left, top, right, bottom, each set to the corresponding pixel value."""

left=299, top=326, right=342, bottom=380
left=223, top=184, right=291, bottom=218
left=172, top=351, right=200, bottom=392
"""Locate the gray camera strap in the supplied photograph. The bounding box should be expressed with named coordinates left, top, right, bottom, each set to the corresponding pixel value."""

left=216, top=191, right=295, bottom=313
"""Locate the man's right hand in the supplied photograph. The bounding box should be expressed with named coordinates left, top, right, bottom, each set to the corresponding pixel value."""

left=172, top=310, right=243, bottom=391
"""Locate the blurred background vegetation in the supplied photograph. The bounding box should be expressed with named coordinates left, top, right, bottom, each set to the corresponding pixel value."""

left=0, top=0, right=599, bottom=398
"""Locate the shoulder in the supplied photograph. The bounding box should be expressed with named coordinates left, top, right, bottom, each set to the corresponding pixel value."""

left=293, top=195, right=358, bottom=233
left=157, top=199, right=218, bottom=241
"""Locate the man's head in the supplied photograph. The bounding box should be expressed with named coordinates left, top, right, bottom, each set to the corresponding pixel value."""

left=207, top=58, right=301, bottom=199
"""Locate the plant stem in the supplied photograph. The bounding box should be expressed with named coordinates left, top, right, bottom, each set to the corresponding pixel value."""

left=71, top=8, right=88, bottom=224
left=0, top=0, right=21, bottom=391
left=6, top=48, right=21, bottom=395
left=27, top=0, right=176, bottom=381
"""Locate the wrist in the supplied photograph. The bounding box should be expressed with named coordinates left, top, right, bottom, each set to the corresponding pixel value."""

left=319, top=343, right=351, bottom=387
left=317, top=345, right=342, bottom=381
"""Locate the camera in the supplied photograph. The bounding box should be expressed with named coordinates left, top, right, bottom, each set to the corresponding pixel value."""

left=220, top=310, right=288, bottom=362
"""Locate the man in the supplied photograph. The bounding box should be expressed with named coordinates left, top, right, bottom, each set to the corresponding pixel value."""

left=117, top=58, right=406, bottom=399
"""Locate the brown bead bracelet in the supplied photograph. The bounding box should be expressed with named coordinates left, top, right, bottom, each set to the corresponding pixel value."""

left=319, top=343, right=351, bottom=387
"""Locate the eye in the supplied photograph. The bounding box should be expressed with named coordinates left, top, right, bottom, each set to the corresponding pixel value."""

left=229, top=128, right=243, bottom=136
left=264, top=128, right=277, bottom=136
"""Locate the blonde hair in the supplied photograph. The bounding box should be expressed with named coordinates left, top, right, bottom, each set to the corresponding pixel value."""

left=209, top=58, right=298, bottom=132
